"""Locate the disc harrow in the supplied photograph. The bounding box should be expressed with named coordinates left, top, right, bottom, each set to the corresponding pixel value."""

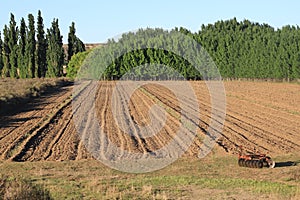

left=238, top=147, right=275, bottom=168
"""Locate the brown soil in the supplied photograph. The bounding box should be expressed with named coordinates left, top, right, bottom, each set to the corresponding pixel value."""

left=0, top=81, right=299, bottom=161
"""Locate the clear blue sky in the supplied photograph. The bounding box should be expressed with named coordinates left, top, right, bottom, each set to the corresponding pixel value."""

left=1, top=0, right=299, bottom=43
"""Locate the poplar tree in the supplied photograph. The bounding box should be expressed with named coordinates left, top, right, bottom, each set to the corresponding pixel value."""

left=25, top=14, right=36, bottom=78
left=2, top=26, right=10, bottom=77
left=67, top=22, right=85, bottom=62
left=8, top=13, right=18, bottom=78
left=36, top=10, right=47, bottom=77
left=0, top=32, right=3, bottom=76
left=18, top=18, right=27, bottom=78
left=46, top=19, right=64, bottom=77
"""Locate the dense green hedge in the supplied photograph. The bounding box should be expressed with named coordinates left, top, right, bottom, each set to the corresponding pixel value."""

left=75, top=19, right=300, bottom=81
left=196, top=18, right=300, bottom=80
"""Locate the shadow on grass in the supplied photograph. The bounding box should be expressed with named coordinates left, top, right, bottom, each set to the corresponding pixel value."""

left=275, top=160, right=299, bottom=168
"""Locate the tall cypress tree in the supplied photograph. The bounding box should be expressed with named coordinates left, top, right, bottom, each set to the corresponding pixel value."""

left=46, top=19, right=64, bottom=77
left=0, top=32, right=3, bottom=76
left=18, top=18, right=27, bottom=78
left=76, top=37, right=85, bottom=52
left=67, top=22, right=85, bottom=62
left=67, top=22, right=76, bottom=62
left=8, top=13, right=18, bottom=78
left=25, top=14, right=36, bottom=78
left=36, top=10, right=47, bottom=77
left=2, top=25, right=10, bottom=77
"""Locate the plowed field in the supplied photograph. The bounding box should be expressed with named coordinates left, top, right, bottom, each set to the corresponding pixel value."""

left=0, top=81, right=299, bottom=161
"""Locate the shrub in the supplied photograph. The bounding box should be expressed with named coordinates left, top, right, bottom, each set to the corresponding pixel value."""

left=66, top=50, right=91, bottom=78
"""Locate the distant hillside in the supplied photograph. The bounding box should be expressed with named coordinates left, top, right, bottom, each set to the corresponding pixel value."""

left=84, top=43, right=106, bottom=50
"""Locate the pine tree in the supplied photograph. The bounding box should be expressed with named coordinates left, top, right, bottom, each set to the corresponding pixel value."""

left=36, top=10, right=47, bottom=77
left=18, top=18, right=27, bottom=78
left=46, top=19, right=64, bottom=77
left=2, top=25, right=10, bottom=77
left=8, top=13, right=18, bottom=78
left=25, top=14, right=36, bottom=78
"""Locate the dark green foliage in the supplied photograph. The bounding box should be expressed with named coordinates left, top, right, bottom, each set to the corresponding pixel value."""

left=67, top=22, right=85, bottom=62
left=1, top=13, right=300, bottom=80
left=18, top=18, right=27, bottom=78
left=79, top=28, right=207, bottom=80
left=195, top=19, right=300, bottom=80
left=1, top=11, right=85, bottom=79
left=2, top=25, right=10, bottom=77
left=78, top=23, right=300, bottom=81
left=67, top=22, right=76, bottom=62
left=0, top=32, right=3, bottom=75
left=36, top=10, right=47, bottom=78
left=25, top=14, right=36, bottom=78
left=46, top=19, right=64, bottom=77
left=8, top=13, right=18, bottom=78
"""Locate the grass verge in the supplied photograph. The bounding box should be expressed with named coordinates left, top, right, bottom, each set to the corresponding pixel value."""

left=0, top=154, right=299, bottom=199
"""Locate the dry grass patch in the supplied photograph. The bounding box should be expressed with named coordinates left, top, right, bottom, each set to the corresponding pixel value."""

left=0, top=78, right=69, bottom=105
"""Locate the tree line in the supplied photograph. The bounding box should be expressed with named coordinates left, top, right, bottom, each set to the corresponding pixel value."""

left=0, top=11, right=85, bottom=78
left=2, top=14, right=299, bottom=81
left=78, top=28, right=222, bottom=80
left=196, top=18, right=300, bottom=81
left=75, top=19, right=300, bottom=81
left=74, top=19, right=300, bottom=81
